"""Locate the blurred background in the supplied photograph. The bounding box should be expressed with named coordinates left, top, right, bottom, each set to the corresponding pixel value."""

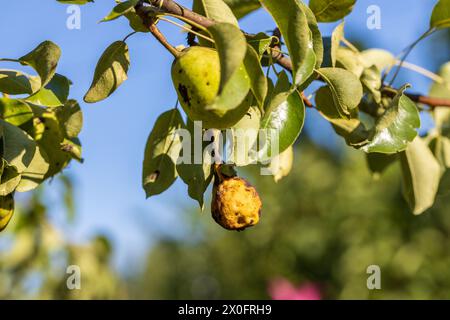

left=0, top=0, right=450, bottom=299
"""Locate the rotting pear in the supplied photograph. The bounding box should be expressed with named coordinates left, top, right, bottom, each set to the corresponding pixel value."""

left=211, top=170, right=262, bottom=231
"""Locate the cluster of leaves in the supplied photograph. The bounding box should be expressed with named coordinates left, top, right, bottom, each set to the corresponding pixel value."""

left=0, top=41, right=83, bottom=232
left=66, top=0, right=450, bottom=215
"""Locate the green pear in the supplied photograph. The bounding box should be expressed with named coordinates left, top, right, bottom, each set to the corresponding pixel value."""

left=171, top=46, right=250, bottom=129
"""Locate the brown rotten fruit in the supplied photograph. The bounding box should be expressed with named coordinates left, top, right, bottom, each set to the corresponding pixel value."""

left=211, top=174, right=262, bottom=231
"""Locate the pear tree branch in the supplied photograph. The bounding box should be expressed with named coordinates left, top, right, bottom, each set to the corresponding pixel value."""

left=136, top=0, right=450, bottom=109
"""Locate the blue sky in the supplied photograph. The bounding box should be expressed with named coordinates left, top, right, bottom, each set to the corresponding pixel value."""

left=0, top=0, right=446, bottom=271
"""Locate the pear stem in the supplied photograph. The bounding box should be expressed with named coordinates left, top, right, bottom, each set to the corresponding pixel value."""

left=149, top=24, right=182, bottom=58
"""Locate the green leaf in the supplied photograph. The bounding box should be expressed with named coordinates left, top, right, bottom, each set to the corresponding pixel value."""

left=1, top=119, right=49, bottom=190
left=400, top=137, right=441, bottom=215
left=61, top=138, right=83, bottom=162
left=360, top=49, right=395, bottom=71
left=0, top=70, right=40, bottom=95
left=315, top=85, right=369, bottom=147
left=143, top=108, right=184, bottom=197
left=362, top=85, right=420, bottom=154
left=223, top=0, right=261, bottom=19
left=259, top=71, right=305, bottom=159
left=296, top=0, right=324, bottom=69
left=208, top=23, right=247, bottom=93
left=194, top=0, right=239, bottom=26
left=430, top=135, right=450, bottom=195
left=0, top=160, right=21, bottom=196
left=360, top=65, right=382, bottom=103
left=0, top=194, right=14, bottom=232
left=430, top=135, right=450, bottom=169
left=430, top=0, right=450, bottom=29
left=315, top=67, right=363, bottom=119
left=336, top=47, right=364, bottom=77
left=244, top=44, right=268, bottom=107
left=28, top=107, right=72, bottom=178
left=246, top=33, right=274, bottom=57
left=124, top=11, right=149, bottom=33
left=25, top=73, right=71, bottom=107
left=84, top=41, right=130, bottom=103
left=260, top=0, right=316, bottom=86
left=101, top=0, right=139, bottom=22
left=19, top=41, right=61, bottom=88
left=430, top=62, right=450, bottom=132
left=176, top=120, right=214, bottom=209
left=309, top=0, right=357, bottom=23
left=0, top=98, right=33, bottom=127
left=206, top=23, right=251, bottom=113
left=330, top=22, right=344, bottom=67
left=56, top=99, right=83, bottom=138
left=366, top=153, right=398, bottom=178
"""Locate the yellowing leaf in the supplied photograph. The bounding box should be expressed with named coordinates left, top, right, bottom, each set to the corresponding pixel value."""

left=268, top=146, right=294, bottom=182
left=400, top=137, right=441, bottom=215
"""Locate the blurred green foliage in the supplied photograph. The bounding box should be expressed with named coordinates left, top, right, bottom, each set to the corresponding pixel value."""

left=2, top=140, right=450, bottom=299
left=0, top=177, right=125, bottom=299
left=129, top=139, right=450, bottom=299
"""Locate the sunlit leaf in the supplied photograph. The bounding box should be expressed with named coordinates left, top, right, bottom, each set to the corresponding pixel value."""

left=0, top=70, right=40, bottom=95
left=259, top=71, right=305, bottom=159
left=244, top=44, right=268, bottom=107
left=309, top=0, right=357, bottom=23
left=56, top=99, right=83, bottom=138
left=0, top=194, right=14, bottom=232
left=206, top=23, right=251, bottom=114
left=0, top=160, right=21, bottom=196
left=194, top=0, right=239, bottom=26
left=315, top=67, right=363, bottom=119
left=430, top=0, right=450, bottom=29
left=101, top=0, right=139, bottom=22
left=223, top=0, right=261, bottom=19
left=0, top=98, right=33, bottom=127
left=25, top=73, right=71, bottom=107
left=84, top=41, right=130, bottom=103
left=362, top=85, right=420, bottom=154
left=19, top=41, right=61, bottom=88
left=1, top=119, right=49, bottom=190
left=260, top=0, right=316, bottom=86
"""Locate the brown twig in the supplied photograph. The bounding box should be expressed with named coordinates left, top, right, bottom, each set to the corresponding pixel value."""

left=382, top=88, right=450, bottom=108
left=137, top=0, right=450, bottom=109
left=149, top=24, right=181, bottom=58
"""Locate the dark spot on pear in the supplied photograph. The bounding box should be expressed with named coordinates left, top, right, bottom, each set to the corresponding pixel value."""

left=178, top=84, right=191, bottom=107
